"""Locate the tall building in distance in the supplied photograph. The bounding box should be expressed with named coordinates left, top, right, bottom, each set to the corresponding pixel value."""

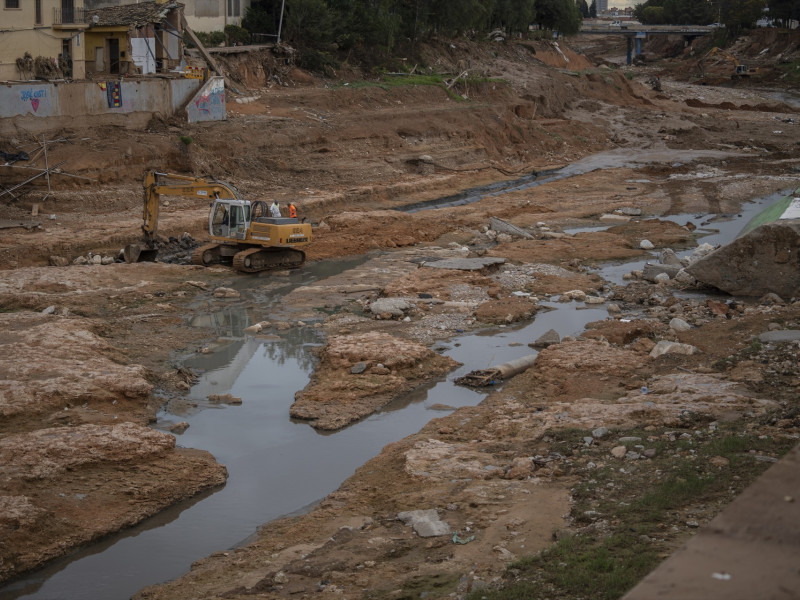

left=598, top=0, right=609, bottom=13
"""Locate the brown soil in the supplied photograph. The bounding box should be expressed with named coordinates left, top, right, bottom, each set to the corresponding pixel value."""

left=1, top=32, right=799, bottom=600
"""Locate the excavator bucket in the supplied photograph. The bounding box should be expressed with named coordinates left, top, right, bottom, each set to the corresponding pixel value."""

left=123, top=243, right=158, bottom=263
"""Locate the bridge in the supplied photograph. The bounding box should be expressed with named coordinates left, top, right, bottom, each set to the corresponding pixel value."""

left=578, top=23, right=717, bottom=64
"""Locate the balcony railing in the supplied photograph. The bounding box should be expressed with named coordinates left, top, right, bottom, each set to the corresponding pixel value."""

left=53, top=7, right=86, bottom=25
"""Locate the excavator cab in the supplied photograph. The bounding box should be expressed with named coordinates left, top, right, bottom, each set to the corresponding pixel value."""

left=211, top=200, right=250, bottom=240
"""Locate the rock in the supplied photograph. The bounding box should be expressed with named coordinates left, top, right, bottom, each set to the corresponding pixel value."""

left=41, top=305, right=56, bottom=315
left=561, top=289, right=586, bottom=302
left=610, top=446, right=627, bottom=458
left=397, top=509, right=451, bottom=537
left=619, top=436, right=642, bottom=443
left=169, top=421, right=190, bottom=434
left=607, top=303, right=621, bottom=314
left=617, top=206, right=642, bottom=216
left=674, top=269, right=696, bottom=285
left=592, top=427, right=609, bottom=439
left=489, top=217, right=534, bottom=239
left=639, top=239, right=655, bottom=250
left=496, top=233, right=513, bottom=243
left=208, top=394, right=243, bottom=405
left=669, top=318, right=692, bottom=332
left=370, top=297, right=412, bottom=317
left=49, top=256, right=69, bottom=267
left=654, top=272, right=670, bottom=284
left=243, top=324, right=263, bottom=334
left=505, top=457, right=535, bottom=479
left=273, top=571, right=289, bottom=584
left=101, top=255, right=115, bottom=265
left=584, top=296, right=606, bottom=304
left=626, top=451, right=641, bottom=460
left=760, top=293, right=785, bottom=305
left=643, top=448, right=657, bottom=458
left=706, top=300, right=729, bottom=317
left=90, top=254, right=103, bottom=265
left=213, top=287, right=240, bottom=299
left=73, top=256, right=88, bottom=265
left=710, top=455, right=730, bottom=468
left=600, top=213, right=631, bottom=223
left=691, top=242, right=716, bottom=260
left=642, top=263, right=681, bottom=283
left=650, top=340, right=699, bottom=358
left=350, top=361, right=368, bottom=374
left=531, top=329, right=560, bottom=348
left=686, top=222, right=800, bottom=297
left=660, top=248, right=682, bottom=265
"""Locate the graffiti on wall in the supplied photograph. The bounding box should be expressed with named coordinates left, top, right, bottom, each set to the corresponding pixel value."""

left=188, top=77, right=225, bottom=123
left=20, top=88, right=47, bottom=113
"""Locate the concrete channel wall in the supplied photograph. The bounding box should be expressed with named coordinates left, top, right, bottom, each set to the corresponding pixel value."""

left=0, top=77, right=221, bottom=135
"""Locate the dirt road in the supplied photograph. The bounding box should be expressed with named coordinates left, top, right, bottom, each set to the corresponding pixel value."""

left=1, top=34, right=799, bottom=599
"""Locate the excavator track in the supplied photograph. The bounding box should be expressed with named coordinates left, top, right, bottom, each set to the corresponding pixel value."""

left=192, top=243, right=224, bottom=266
left=232, top=247, right=306, bottom=273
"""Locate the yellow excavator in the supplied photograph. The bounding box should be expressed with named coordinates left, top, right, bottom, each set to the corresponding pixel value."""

left=698, top=47, right=758, bottom=78
left=124, top=171, right=312, bottom=273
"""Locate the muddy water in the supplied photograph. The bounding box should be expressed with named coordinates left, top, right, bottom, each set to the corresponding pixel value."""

left=2, top=179, right=785, bottom=600
left=401, top=148, right=740, bottom=212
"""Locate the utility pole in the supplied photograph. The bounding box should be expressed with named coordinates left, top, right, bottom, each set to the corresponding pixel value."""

left=277, top=0, right=286, bottom=44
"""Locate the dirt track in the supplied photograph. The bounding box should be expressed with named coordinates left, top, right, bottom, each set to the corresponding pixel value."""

left=1, top=33, right=800, bottom=599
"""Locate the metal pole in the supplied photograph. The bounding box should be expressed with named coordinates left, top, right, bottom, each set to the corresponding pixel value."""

left=42, top=135, right=52, bottom=201
left=277, top=0, right=286, bottom=44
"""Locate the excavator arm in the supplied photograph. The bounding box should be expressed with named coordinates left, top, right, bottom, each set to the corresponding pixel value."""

left=141, top=171, right=243, bottom=243
left=125, top=171, right=244, bottom=263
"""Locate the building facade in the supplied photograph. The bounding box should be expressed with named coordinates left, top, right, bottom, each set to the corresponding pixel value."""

left=0, top=0, right=89, bottom=81
left=84, top=0, right=251, bottom=32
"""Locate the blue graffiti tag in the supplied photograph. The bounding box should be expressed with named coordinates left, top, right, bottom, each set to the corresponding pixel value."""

left=20, top=89, right=47, bottom=101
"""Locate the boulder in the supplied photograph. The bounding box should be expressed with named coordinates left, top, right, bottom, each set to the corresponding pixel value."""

left=370, top=298, right=412, bottom=317
left=397, top=509, right=451, bottom=537
left=686, top=221, right=800, bottom=297
left=650, top=340, right=699, bottom=358
left=642, top=263, right=681, bottom=283
left=531, top=329, right=560, bottom=348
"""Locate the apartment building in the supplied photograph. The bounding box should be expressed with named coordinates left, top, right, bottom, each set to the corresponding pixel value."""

left=0, top=0, right=89, bottom=80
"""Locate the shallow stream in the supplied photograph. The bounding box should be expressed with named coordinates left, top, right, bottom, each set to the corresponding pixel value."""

left=1, top=167, right=789, bottom=600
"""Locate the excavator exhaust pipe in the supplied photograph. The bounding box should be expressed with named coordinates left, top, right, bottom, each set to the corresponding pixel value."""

left=123, top=243, right=158, bottom=264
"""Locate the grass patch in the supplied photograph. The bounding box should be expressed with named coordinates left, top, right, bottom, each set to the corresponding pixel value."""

left=469, top=426, right=795, bottom=600
left=775, top=59, right=800, bottom=85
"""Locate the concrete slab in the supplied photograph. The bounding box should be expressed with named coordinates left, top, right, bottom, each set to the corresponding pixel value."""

left=422, top=257, right=506, bottom=271
left=759, top=330, right=800, bottom=343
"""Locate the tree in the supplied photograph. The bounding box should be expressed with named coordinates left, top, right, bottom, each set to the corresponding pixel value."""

left=589, top=0, right=596, bottom=17
left=720, top=0, right=766, bottom=34
left=578, top=0, right=590, bottom=18
left=492, top=0, right=537, bottom=34
left=535, top=0, right=582, bottom=34
left=767, top=0, right=799, bottom=25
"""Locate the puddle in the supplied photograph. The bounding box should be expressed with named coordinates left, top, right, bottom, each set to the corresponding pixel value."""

left=1, top=176, right=785, bottom=600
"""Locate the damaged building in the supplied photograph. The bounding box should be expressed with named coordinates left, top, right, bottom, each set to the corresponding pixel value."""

left=84, top=1, right=184, bottom=76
